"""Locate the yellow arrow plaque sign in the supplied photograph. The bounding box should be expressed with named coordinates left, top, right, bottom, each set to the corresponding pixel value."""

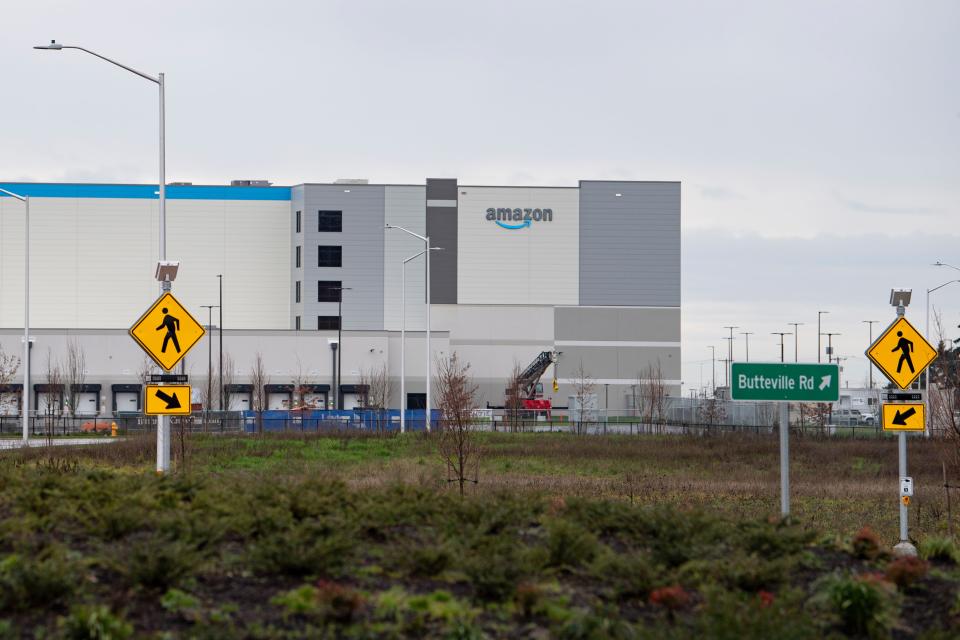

left=865, top=317, right=937, bottom=390
left=144, top=384, right=192, bottom=416
left=881, top=402, right=925, bottom=432
left=129, top=293, right=205, bottom=372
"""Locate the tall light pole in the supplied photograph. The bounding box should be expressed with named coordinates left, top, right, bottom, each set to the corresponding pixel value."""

left=862, top=320, right=879, bottom=387
left=217, top=275, right=223, bottom=411
left=36, top=40, right=169, bottom=471
left=386, top=224, right=433, bottom=431
left=200, top=305, right=219, bottom=421
left=771, top=332, right=792, bottom=363
left=788, top=322, right=803, bottom=362
left=821, top=332, right=841, bottom=363
left=817, top=311, right=829, bottom=362
left=332, top=285, right=352, bottom=410
left=401, top=248, right=442, bottom=433
left=0, top=188, right=30, bottom=443
left=739, top=332, right=754, bottom=362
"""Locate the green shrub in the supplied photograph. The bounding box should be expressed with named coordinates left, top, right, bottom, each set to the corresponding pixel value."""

left=384, top=540, right=452, bottom=577
left=0, top=547, right=78, bottom=612
left=248, top=520, right=353, bottom=577
left=590, top=550, right=655, bottom=598
left=272, top=581, right=365, bottom=623
left=461, top=538, right=537, bottom=602
left=160, top=588, right=202, bottom=622
left=60, top=604, right=133, bottom=640
left=121, top=534, right=198, bottom=590
left=690, top=586, right=819, bottom=640
left=738, top=519, right=815, bottom=556
left=545, top=520, right=599, bottom=569
left=885, top=556, right=929, bottom=589
left=676, top=552, right=794, bottom=592
left=919, top=536, right=959, bottom=564
left=811, top=572, right=898, bottom=638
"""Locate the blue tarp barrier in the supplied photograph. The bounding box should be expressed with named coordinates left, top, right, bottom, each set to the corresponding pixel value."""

left=241, top=409, right=440, bottom=433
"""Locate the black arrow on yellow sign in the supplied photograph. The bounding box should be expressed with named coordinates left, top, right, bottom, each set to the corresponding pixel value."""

left=154, top=389, right=182, bottom=410
left=892, top=407, right=916, bottom=426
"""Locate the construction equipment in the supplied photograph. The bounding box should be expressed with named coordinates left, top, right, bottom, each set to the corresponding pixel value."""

left=506, top=350, right=558, bottom=415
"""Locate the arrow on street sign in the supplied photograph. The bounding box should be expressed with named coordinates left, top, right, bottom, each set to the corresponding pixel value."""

left=818, top=375, right=832, bottom=390
left=144, top=384, right=192, bottom=416
left=881, top=402, right=924, bottom=432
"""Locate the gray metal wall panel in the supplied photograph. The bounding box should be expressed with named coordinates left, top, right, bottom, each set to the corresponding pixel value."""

left=558, top=346, right=681, bottom=380
left=555, top=307, right=681, bottom=342
left=301, top=185, right=385, bottom=330
left=579, top=182, right=680, bottom=306
left=425, top=178, right=457, bottom=303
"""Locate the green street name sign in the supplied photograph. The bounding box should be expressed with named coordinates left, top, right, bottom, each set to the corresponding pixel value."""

left=730, top=362, right=839, bottom=402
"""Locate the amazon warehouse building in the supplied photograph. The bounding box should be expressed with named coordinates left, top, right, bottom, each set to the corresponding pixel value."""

left=0, top=178, right=680, bottom=417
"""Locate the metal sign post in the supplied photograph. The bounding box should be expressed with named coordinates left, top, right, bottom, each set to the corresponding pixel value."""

left=730, top=361, right=840, bottom=517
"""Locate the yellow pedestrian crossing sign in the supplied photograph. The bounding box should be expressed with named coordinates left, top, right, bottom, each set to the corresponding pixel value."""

left=129, top=293, right=205, bottom=372
left=865, top=317, right=937, bottom=390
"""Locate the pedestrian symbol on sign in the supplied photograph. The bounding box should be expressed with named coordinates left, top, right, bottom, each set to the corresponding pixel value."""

left=157, top=308, right=181, bottom=353
left=892, top=331, right=914, bottom=374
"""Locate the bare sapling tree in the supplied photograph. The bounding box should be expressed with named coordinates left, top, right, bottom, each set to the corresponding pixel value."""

left=250, top=352, right=269, bottom=435
left=220, top=352, right=236, bottom=411
left=698, top=395, right=726, bottom=428
left=436, top=352, right=481, bottom=497
left=292, top=356, right=309, bottom=410
left=43, top=349, right=64, bottom=443
left=930, top=312, right=960, bottom=470
left=631, top=375, right=647, bottom=436
left=571, top=360, right=596, bottom=436
left=0, top=344, right=21, bottom=417
left=360, top=362, right=390, bottom=435
left=504, top=361, right=524, bottom=433
left=63, top=339, right=86, bottom=418
left=641, top=361, right=666, bottom=431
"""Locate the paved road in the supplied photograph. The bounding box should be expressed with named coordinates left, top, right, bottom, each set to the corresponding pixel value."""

left=0, top=437, right=118, bottom=450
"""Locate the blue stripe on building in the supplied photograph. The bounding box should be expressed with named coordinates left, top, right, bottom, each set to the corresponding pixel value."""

left=0, top=183, right=291, bottom=201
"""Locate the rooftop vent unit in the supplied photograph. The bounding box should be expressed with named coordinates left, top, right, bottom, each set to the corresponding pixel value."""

left=333, top=178, right=369, bottom=185
left=230, top=179, right=273, bottom=187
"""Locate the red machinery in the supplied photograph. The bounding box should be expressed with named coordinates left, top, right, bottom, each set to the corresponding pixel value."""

left=506, top=350, right=558, bottom=417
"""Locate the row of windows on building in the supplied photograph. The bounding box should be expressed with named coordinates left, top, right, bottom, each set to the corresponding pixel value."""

left=293, top=316, right=340, bottom=331
left=295, top=210, right=342, bottom=234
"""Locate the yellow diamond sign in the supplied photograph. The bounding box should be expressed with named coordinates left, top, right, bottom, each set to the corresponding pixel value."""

left=865, top=316, right=937, bottom=390
left=129, top=293, right=205, bottom=371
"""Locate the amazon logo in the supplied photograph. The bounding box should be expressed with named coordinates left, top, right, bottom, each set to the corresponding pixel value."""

left=485, top=207, right=553, bottom=230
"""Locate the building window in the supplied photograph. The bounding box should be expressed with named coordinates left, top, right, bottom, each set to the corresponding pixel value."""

left=296, top=210, right=301, bottom=233
left=317, top=281, right=342, bottom=302
left=295, top=245, right=301, bottom=268
left=318, top=210, right=342, bottom=232
left=295, top=315, right=301, bottom=330
left=317, top=315, right=340, bottom=330
left=318, top=246, right=342, bottom=268
left=295, top=280, right=301, bottom=303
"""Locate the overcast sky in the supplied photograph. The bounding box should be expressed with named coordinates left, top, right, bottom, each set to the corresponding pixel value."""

left=3, top=1, right=959, bottom=393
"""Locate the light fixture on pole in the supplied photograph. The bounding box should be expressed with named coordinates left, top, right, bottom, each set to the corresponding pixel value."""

left=787, top=322, right=803, bottom=362
left=820, top=332, right=841, bottom=364
left=771, top=332, right=792, bottom=363
left=862, top=320, right=879, bottom=388
left=817, top=311, right=829, bottom=362
left=401, top=247, right=443, bottom=434
left=739, top=332, right=754, bottom=362
left=386, top=224, right=433, bottom=431
left=0, top=188, right=30, bottom=443
left=36, top=40, right=170, bottom=472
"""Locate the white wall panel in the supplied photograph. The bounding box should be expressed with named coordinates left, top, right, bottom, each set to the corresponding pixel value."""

left=383, top=186, right=426, bottom=331
left=0, top=197, right=289, bottom=330
left=457, top=187, right=579, bottom=305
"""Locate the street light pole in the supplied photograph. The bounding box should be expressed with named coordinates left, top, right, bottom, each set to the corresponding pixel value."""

left=200, top=305, right=218, bottom=422
left=335, top=286, right=352, bottom=410
left=862, top=320, right=879, bottom=387
left=386, top=224, right=434, bottom=431
left=788, top=323, right=803, bottom=362
left=817, top=311, right=829, bottom=362
left=771, top=332, right=792, bottom=363
left=35, top=40, right=170, bottom=472
left=739, top=332, right=753, bottom=362
left=217, top=275, right=223, bottom=411
left=821, top=333, right=841, bottom=364
left=0, top=188, right=30, bottom=443
left=708, top=346, right=716, bottom=396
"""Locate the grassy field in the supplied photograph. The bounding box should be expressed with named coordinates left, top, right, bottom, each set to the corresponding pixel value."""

left=1, top=431, right=959, bottom=638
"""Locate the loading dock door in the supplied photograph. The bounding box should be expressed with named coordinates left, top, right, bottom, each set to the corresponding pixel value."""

left=75, top=392, right=99, bottom=416
left=229, top=392, right=251, bottom=411
left=115, top=392, right=139, bottom=413
left=0, top=392, right=18, bottom=416
left=303, top=392, right=327, bottom=409
left=267, top=392, right=291, bottom=410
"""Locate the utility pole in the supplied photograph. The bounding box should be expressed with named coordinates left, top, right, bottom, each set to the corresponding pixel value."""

left=862, top=320, right=878, bottom=387
left=788, top=322, right=803, bottom=362
left=708, top=346, right=716, bottom=396
left=821, top=332, right=841, bottom=364
left=817, top=311, right=829, bottom=362
left=739, top=331, right=754, bottom=362
left=771, top=332, right=792, bottom=363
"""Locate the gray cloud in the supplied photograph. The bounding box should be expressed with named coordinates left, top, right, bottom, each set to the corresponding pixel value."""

left=835, top=193, right=935, bottom=216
